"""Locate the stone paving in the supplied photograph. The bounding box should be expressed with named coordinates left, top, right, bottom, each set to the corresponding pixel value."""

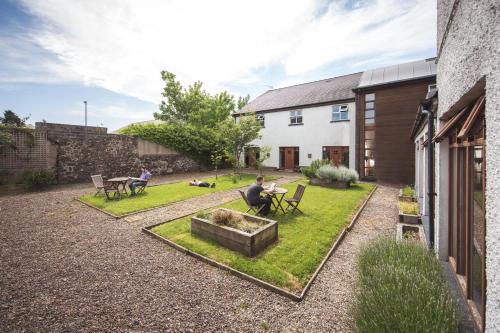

left=0, top=171, right=399, bottom=332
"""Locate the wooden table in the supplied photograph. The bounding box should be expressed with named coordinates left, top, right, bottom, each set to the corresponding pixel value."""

left=107, top=177, right=130, bottom=195
left=264, top=187, right=288, bottom=215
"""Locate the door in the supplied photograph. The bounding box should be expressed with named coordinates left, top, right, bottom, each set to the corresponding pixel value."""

left=323, top=146, right=349, bottom=167
left=280, top=147, right=299, bottom=170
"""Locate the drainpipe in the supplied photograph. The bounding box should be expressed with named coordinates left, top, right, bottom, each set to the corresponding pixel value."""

left=421, top=106, right=434, bottom=248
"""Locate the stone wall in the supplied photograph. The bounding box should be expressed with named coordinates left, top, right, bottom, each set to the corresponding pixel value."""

left=0, top=122, right=200, bottom=184
left=436, top=1, right=499, bottom=331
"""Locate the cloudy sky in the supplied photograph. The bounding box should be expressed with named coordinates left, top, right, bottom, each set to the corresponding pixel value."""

left=0, top=0, right=436, bottom=130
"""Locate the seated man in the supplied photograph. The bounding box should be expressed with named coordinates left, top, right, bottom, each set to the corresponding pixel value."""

left=189, top=179, right=215, bottom=188
left=246, top=176, right=272, bottom=216
left=129, top=166, right=151, bottom=196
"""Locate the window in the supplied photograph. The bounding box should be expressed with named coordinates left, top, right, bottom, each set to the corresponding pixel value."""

left=256, top=114, right=265, bottom=127
left=290, top=110, right=303, bottom=124
left=332, top=104, right=349, bottom=121
left=428, top=83, right=437, bottom=92
left=364, top=93, right=376, bottom=178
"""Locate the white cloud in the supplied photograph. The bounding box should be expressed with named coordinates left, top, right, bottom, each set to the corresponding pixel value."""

left=15, top=0, right=436, bottom=102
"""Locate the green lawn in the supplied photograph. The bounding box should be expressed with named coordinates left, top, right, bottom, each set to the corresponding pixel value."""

left=152, top=181, right=375, bottom=292
left=80, top=173, right=278, bottom=216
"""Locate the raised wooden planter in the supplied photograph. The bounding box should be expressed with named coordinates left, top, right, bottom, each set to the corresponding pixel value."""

left=309, top=178, right=351, bottom=189
left=398, top=188, right=417, bottom=202
left=191, top=209, right=278, bottom=257
left=397, top=223, right=426, bottom=245
left=398, top=211, right=421, bottom=224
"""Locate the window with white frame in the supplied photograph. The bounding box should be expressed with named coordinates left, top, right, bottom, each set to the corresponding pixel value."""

left=289, top=110, right=303, bottom=124
left=428, top=83, right=437, bottom=92
left=332, top=104, right=349, bottom=121
left=256, top=114, right=265, bottom=127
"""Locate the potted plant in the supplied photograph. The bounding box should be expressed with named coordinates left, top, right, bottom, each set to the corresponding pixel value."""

left=191, top=208, right=278, bottom=257
left=399, top=186, right=417, bottom=202
left=398, top=201, right=421, bottom=224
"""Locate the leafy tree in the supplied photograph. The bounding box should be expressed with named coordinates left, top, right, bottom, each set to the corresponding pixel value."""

left=255, top=145, right=272, bottom=175
left=219, top=115, right=261, bottom=175
left=1, top=110, right=29, bottom=127
left=154, top=71, right=235, bottom=128
left=0, top=131, right=16, bottom=153
left=237, top=94, right=250, bottom=110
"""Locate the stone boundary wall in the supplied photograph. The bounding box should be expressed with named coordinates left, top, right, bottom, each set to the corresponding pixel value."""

left=0, top=123, right=199, bottom=184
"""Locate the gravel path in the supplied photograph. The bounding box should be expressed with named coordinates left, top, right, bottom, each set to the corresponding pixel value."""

left=0, top=175, right=398, bottom=333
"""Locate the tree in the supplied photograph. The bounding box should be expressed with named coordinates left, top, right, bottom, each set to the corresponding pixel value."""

left=237, top=94, right=250, bottom=110
left=154, top=71, right=235, bottom=128
left=255, top=145, right=272, bottom=175
left=1, top=110, right=29, bottom=127
left=219, top=115, right=262, bottom=176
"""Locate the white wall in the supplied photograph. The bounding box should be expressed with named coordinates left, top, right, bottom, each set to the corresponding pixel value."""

left=249, top=102, right=356, bottom=169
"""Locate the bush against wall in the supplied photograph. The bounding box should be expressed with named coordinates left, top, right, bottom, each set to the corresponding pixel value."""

left=353, top=237, right=459, bottom=333
left=21, top=170, right=55, bottom=190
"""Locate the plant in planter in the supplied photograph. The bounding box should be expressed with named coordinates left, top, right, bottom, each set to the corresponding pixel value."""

left=191, top=208, right=278, bottom=256
left=398, top=201, right=421, bottom=224
left=399, top=185, right=416, bottom=202
left=300, top=159, right=331, bottom=179
left=312, top=165, right=359, bottom=188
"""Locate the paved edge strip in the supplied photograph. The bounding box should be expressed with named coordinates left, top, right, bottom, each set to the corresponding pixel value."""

left=74, top=175, right=285, bottom=219
left=141, top=184, right=378, bottom=302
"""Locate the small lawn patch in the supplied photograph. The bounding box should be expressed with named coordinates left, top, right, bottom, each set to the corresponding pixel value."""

left=80, top=173, right=278, bottom=216
left=151, top=181, right=374, bottom=292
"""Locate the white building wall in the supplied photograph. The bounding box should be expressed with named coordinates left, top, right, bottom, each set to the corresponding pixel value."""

left=250, top=102, right=356, bottom=169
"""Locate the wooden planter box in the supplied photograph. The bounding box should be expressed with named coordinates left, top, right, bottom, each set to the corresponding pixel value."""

left=398, top=189, right=417, bottom=202
left=191, top=209, right=278, bottom=257
left=309, top=178, right=351, bottom=189
left=398, top=211, right=421, bottom=224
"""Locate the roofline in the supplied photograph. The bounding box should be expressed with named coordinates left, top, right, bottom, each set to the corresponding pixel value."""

left=353, top=74, right=436, bottom=92
left=233, top=97, right=356, bottom=116
left=410, top=89, right=438, bottom=140
left=263, top=71, right=363, bottom=93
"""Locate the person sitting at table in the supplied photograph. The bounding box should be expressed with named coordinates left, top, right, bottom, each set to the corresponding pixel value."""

left=129, top=166, right=151, bottom=196
left=246, top=175, right=272, bottom=216
left=189, top=179, right=216, bottom=188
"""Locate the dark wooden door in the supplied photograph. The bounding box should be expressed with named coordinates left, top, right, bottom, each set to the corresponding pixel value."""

left=284, top=148, right=295, bottom=169
left=323, top=146, right=349, bottom=166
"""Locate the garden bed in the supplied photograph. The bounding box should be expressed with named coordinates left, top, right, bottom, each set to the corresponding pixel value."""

left=146, top=181, right=376, bottom=299
left=79, top=173, right=278, bottom=217
left=398, top=186, right=417, bottom=202
left=191, top=209, right=278, bottom=257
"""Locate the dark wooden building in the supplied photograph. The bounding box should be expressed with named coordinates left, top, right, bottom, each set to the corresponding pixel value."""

left=353, top=58, right=437, bottom=184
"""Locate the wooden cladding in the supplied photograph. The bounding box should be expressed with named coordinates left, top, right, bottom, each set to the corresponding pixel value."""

left=357, top=80, right=434, bottom=183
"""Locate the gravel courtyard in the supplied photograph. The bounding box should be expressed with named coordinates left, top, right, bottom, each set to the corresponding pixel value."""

left=0, top=172, right=398, bottom=332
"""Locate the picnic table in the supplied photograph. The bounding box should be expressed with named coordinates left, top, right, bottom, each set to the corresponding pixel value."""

left=264, top=187, right=288, bottom=215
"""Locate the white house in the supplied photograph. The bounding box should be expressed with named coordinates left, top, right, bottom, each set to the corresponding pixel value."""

left=234, top=72, right=361, bottom=170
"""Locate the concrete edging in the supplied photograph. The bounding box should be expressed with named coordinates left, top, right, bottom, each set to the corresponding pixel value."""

left=142, top=184, right=378, bottom=301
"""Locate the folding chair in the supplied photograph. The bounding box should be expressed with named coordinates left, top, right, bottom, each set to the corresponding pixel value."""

left=91, top=175, right=105, bottom=196
left=284, top=184, right=306, bottom=214
left=238, top=190, right=264, bottom=215
left=136, top=180, right=149, bottom=195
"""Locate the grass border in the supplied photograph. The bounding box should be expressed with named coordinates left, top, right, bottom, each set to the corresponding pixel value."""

left=75, top=175, right=283, bottom=219
left=142, top=184, right=378, bottom=301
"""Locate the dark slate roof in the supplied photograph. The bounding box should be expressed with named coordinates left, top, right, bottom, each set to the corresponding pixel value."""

left=357, top=58, right=437, bottom=89
left=236, top=72, right=362, bottom=114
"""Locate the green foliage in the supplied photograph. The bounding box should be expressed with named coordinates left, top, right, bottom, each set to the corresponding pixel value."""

left=402, top=186, right=415, bottom=197
left=353, top=237, right=459, bottom=333
left=399, top=201, right=419, bottom=215
left=21, top=170, right=55, bottom=190
left=80, top=173, right=278, bottom=216
left=0, top=131, right=16, bottom=153
left=255, top=146, right=271, bottom=175
left=219, top=115, right=262, bottom=174
left=300, top=159, right=330, bottom=178
left=315, top=165, right=359, bottom=183
left=154, top=71, right=235, bottom=128
left=153, top=182, right=374, bottom=291
left=237, top=94, right=250, bottom=110
left=1, top=110, right=29, bottom=127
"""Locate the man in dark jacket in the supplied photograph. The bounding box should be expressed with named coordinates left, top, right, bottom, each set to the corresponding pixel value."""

left=246, top=176, right=272, bottom=215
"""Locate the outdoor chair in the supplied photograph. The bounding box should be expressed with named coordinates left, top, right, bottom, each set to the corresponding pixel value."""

left=238, top=190, right=264, bottom=215
left=91, top=174, right=106, bottom=196
left=284, top=184, right=306, bottom=214
left=103, top=181, right=121, bottom=200
left=135, top=180, right=149, bottom=195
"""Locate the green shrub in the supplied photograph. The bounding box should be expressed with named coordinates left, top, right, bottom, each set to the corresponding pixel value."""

left=300, top=159, right=330, bottom=178
left=402, top=186, right=415, bottom=197
left=315, top=165, right=359, bottom=183
left=353, top=237, right=459, bottom=333
left=21, top=170, right=55, bottom=190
